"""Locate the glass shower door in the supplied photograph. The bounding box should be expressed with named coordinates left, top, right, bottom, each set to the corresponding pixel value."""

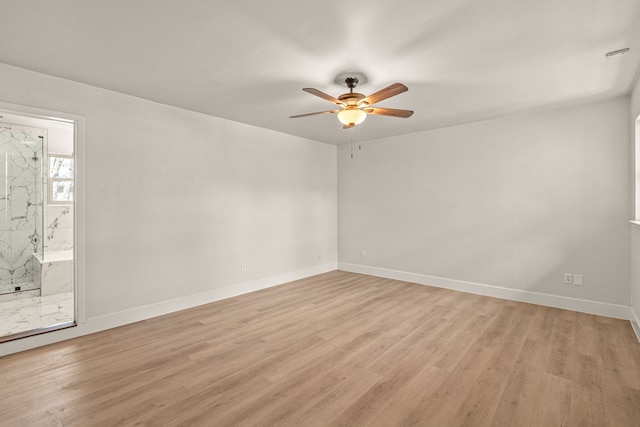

left=0, top=123, right=44, bottom=295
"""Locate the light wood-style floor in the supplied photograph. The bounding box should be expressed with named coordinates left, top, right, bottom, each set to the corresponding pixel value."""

left=1, top=271, right=640, bottom=426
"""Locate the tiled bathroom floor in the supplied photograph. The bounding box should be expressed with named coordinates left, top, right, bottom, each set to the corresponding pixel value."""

left=0, top=292, right=74, bottom=338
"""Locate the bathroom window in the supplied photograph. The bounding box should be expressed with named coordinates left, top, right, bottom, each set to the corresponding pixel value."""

left=49, top=154, right=74, bottom=204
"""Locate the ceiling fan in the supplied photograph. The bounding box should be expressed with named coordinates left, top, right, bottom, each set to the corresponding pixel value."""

left=290, top=77, right=414, bottom=129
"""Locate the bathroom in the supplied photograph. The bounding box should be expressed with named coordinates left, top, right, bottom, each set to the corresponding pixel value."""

left=0, top=112, right=74, bottom=340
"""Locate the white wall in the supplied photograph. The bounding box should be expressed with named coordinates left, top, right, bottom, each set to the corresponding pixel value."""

left=339, top=98, right=630, bottom=310
left=0, top=63, right=337, bottom=354
left=630, top=77, right=640, bottom=334
left=45, top=123, right=75, bottom=253
left=48, top=123, right=74, bottom=156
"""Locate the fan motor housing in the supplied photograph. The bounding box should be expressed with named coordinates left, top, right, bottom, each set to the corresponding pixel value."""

left=338, top=92, right=366, bottom=106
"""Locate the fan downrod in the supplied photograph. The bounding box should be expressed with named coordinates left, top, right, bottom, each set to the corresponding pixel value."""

left=345, top=77, right=359, bottom=93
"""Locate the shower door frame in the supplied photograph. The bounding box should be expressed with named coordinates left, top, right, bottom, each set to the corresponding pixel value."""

left=0, top=101, right=85, bottom=338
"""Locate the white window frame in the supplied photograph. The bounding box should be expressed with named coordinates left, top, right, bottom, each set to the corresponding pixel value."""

left=49, top=153, right=74, bottom=205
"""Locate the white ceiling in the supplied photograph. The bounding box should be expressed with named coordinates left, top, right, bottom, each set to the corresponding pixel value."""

left=1, top=0, right=639, bottom=145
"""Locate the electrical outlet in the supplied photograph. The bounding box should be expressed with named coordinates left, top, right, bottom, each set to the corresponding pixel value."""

left=573, top=274, right=583, bottom=286
left=361, top=250, right=366, bottom=258
left=563, top=273, right=572, bottom=285
left=241, top=263, right=247, bottom=272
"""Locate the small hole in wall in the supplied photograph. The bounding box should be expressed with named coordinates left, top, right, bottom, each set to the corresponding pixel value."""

left=14, top=286, right=21, bottom=291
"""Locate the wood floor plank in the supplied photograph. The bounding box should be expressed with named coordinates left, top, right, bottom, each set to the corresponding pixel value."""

left=529, top=372, right=573, bottom=426
left=1, top=270, right=639, bottom=426
left=490, top=338, right=545, bottom=427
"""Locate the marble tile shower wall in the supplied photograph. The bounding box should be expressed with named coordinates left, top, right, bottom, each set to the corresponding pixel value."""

left=45, top=205, right=73, bottom=252
left=0, top=124, right=44, bottom=295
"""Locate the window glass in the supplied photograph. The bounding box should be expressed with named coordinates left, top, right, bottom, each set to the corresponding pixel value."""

left=50, top=157, right=74, bottom=179
left=49, top=155, right=74, bottom=204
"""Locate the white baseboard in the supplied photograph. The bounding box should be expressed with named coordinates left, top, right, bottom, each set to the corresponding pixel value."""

left=338, top=262, right=632, bottom=321
left=0, top=262, right=337, bottom=357
left=631, top=307, right=640, bottom=343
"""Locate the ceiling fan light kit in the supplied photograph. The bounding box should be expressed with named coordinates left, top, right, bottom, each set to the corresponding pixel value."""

left=290, top=76, right=413, bottom=129
left=338, top=107, right=367, bottom=126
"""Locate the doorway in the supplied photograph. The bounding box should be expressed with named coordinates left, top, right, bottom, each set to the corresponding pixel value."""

left=0, top=111, right=75, bottom=342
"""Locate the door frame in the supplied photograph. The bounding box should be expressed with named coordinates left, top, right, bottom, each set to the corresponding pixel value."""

left=0, top=101, right=85, bottom=331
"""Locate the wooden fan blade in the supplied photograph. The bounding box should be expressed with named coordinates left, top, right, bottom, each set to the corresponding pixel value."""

left=290, top=110, right=340, bottom=119
left=359, top=83, right=408, bottom=106
left=364, top=107, right=414, bottom=118
left=302, top=88, right=346, bottom=106
left=343, top=123, right=355, bottom=129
